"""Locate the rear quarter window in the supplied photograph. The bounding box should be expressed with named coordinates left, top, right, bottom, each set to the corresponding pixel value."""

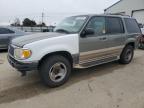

left=124, top=18, right=141, bottom=33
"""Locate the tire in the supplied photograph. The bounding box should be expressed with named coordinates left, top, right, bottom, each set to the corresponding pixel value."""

left=119, top=45, right=134, bottom=64
left=39, top=55, right=72, bottom=88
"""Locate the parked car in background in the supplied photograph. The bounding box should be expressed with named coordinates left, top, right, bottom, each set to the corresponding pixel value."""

left=138, top=23, right=144, bottom=49
left=139, top=23, right=144, bottom=35
left=139, top=27, right=144, bottom=49
left=8, top=14, right=141, bottom=87
left=138, top=34, right=144, bottom=49
left=0, top=26, right=29, bottom=50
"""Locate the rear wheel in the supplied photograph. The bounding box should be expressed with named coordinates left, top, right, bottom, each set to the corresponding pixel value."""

left=119, top=45, right=134, bottom=64
left=39, top=55, right=72, bottom=87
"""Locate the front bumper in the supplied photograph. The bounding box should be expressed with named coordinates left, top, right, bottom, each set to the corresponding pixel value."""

left=8, top=55, right=38, bottom=72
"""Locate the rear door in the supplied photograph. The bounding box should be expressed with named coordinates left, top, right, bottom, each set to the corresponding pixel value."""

left=0, top=28, right=15, bottom=49
left=105, top=17, right=126, bottom=56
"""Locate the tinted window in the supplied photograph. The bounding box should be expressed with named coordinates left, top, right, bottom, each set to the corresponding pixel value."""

left=0, top=28, right=15, bottom=34
left=86, top=16, right=105, bottom=36
left=124, top=18, right=141, bottom=33
left=106, top=17, right=124, bottom=34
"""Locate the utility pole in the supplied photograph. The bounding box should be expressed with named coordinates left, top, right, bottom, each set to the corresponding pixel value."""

left=41, top=12, right=44, bottom=32
left=42, top=12, right=44, bottom=24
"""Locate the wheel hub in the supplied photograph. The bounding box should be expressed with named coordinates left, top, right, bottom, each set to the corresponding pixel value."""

left=125, top=49, right=132, bottom=61
left=49, top=63, right=67, bottom=82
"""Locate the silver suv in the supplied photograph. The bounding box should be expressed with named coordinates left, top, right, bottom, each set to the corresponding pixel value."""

left=8, top=14, right=142, bottom=87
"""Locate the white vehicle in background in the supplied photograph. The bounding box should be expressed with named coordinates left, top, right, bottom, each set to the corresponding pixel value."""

left=141, top=28, right=144, bottom=35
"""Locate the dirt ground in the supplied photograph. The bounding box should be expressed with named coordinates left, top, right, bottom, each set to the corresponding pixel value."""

left=0, top=50, right=144, bottom=108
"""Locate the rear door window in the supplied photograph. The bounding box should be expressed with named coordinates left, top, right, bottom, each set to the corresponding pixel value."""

left=0, top=28, right=15, bottom=34
left=106, top=17, right=124, bottom=34
left=124, top=18, right=141, bottom=33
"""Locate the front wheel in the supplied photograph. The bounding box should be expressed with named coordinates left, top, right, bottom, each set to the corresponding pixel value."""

left=39, top=55, right=72, bottom=87
left=119, top=45, right=134, bottom=64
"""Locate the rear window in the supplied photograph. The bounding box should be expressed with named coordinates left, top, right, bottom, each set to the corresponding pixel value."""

left=106, top=17, right=124, bottom=34
left=124, top=18, right=141, bottom=33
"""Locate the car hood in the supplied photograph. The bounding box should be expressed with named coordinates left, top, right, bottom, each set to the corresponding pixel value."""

left=12, top=32, right=65, bottom=47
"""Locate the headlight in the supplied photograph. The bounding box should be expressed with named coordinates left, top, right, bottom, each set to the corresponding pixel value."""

left=14, top=48, right=32, bottom=60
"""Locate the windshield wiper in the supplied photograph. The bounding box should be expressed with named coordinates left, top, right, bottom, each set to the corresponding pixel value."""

left=55, top=29, right=70, bottom=34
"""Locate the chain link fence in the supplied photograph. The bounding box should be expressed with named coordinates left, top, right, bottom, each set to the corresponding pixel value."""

left=13, top=26, right=55, bottom=32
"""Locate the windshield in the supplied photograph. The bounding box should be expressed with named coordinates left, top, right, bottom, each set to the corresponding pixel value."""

left=54, top=16, right=88, bottom=34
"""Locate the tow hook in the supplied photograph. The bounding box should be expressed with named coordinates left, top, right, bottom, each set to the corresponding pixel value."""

left=20, top=71, right=27, bottom=77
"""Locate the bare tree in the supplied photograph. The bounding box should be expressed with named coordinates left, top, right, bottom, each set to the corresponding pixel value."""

left=11, top=18, right=21, bottom=26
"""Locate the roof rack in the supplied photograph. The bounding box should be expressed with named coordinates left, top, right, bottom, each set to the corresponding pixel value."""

left=105, top=13, right=131, bottom=17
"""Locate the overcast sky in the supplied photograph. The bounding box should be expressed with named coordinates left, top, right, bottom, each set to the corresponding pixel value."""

left=0, top=0, right=119, bottom=25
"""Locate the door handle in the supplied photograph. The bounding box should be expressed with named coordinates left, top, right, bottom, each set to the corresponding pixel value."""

left=99, top=37, right=107, bottom=40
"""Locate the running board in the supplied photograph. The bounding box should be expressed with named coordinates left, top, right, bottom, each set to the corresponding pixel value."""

left=74, top=56, right=118, bottom=68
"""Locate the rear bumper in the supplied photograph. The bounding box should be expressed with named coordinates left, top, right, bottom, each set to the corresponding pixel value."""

left=8, top=55, right=38, bottom=72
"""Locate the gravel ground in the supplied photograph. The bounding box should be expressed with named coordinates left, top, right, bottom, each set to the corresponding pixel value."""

left=0, top=50, right=144, bottom=108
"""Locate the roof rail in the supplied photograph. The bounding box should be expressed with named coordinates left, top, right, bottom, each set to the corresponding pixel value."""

left=105, top=13, right=130, bottom=17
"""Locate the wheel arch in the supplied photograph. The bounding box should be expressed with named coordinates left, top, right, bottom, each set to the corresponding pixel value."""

left=120, top=41, right=135, bottom=58
left=38, top=51, right=73, bottom=68
left=125, top=42, right=135, bottom=49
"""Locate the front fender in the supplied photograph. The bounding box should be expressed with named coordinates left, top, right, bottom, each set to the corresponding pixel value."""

left=22, top=34, right=79, bottom=62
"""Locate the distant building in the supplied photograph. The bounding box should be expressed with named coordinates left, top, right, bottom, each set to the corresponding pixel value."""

left=104, top=0, right=144, bottom=25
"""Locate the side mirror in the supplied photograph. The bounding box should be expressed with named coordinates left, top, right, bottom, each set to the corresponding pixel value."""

left=81, top=28, right=95, bottom=37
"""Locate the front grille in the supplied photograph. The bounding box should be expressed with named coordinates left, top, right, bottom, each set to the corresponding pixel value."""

left=8, top=45, right=14, bottom=57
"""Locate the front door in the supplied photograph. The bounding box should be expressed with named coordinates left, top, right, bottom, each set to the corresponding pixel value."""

left=79, top=16, right=109, bottom=64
